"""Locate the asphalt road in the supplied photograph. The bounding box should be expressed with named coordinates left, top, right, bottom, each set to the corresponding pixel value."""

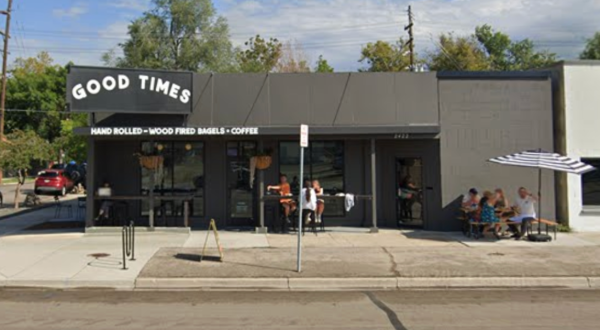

left=0, top=289, right=598, bottom=330
left=0, top=182, right=65, bottom=208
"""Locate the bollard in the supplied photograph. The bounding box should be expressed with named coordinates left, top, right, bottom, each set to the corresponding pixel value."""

left=122, top=226, right=128, bottom=270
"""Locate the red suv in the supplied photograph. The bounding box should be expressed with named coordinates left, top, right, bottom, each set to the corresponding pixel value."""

left=34, top=170, right=74, bottom=196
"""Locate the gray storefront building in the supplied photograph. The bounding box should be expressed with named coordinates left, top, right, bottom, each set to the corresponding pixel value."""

left=68, top=66, right=555, bottom=232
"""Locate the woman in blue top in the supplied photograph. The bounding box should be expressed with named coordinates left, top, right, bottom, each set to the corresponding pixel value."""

left=479, top=193, right=504, bottom=239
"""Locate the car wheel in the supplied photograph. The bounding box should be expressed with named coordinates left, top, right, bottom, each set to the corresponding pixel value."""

left=61, top=186, right=66, bottom=197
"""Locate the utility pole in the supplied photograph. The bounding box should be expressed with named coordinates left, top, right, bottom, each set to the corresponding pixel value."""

left=0, top=0, right=12, bottom=140
left=0, top=0, right=12, bottom=185
left=404, top=5, right=414, bottom=72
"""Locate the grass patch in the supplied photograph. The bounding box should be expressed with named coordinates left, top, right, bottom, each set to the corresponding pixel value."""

left=557, top=224, right=572, bottom=233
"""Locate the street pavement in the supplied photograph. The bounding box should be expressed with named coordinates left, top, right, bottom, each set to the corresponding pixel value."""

left=0, top=182, right=80, bottom=218
left=0, top=289, right=599, bottom=329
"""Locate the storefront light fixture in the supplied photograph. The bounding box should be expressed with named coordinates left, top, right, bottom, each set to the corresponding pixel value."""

left=156, top=143, right=164, bottom=151
left=185, top=143, right=192, bottom=151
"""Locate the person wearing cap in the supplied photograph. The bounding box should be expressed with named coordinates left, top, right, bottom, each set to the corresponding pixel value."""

left=462, top=188, right=480, bottom=210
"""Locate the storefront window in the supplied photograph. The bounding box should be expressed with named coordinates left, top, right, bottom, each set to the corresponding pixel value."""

left=279, top=141, right=345, bottom=216
left=141, top=142, right=204, bottom=217
left=582, top=158, right=600, bottom=206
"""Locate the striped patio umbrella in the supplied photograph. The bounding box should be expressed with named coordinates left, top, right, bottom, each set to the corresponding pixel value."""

left=489, top=150, right=595, bottom=236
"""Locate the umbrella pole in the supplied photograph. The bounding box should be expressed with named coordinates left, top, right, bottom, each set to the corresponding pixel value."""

left=538, top=168, right=542, bottom=235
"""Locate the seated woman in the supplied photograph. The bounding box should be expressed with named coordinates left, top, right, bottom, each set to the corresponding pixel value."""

left=312, top=180, right=324, bottom=224
left=95, top=181, right=113, bottom=221
left=267, top=174, right=297, bottom=224
left=480, top=192, right=507, bottom=239
left=462, top=188, right=480, bottom=210
left=301, top=179, right=317, bottom=226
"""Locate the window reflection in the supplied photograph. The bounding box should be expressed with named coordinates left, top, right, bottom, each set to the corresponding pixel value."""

left=582, top=158, right=600, bottom=206
left=141, top=142, right=204, bottom=217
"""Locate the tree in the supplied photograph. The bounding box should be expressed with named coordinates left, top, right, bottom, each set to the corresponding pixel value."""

left=0, top=130, right=52, bottom=209
left=53, top=114, right=88, bottom=163
left=106, top=0, right=237, bottom=72
left=314, top=55, right=334, bottom=73
left=475, top=25, right=556, bottom=71
left=6, top=52, right=67, bottom=142
left=275, top=40, right=311, bottom=73
left=359, top=39, right=411, bottom=72
left=580, top=32, right=600, bottom=59
left=428, top=34, right=489, bottom=71
left=428, top=25, right=557, bottom=71
left=237, top=35, right=282, bottom=73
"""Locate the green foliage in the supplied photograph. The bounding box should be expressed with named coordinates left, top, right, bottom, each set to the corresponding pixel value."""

left=0, top=130, right=52, bottom=175
left=53, top=114, right=88, bottom=163
left=557, top=223, right=572, bottom=233
left=6, top=52, right=67, bottom=141
left=580, top=32, right=600, bottom=60
left=237, top=35, right=282, bottom=73
left=107, top=0, right=237, bottom=72
left=428, top=25, right=557, bottom=71
left=359, top=39, right=411, bottom=72
left=314, top=55, right=334, bottom=73
left=428, top=34, right=489, bottom=71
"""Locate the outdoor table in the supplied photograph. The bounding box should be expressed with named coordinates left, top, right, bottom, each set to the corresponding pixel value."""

left=93, top=195, right=195, bottom=227
left=260, top=194, right=373, bottom=232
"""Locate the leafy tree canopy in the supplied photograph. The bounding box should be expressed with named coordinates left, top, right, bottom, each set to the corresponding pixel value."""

left=237, top=35, right=282, bottom=73
left=428, top=25, right=557, bottom=71
left=315, top=55, right=334, bottom=73
left=6, top=52, right=67, bottom=142
left=359, top=39, right=411, bottom=72
left=580, top=32, right=600, bottom=60
left=105, top=0, right=236, bottom=72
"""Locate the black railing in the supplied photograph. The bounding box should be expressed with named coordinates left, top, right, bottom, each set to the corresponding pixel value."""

left=122, top=220, right=135, bottom=270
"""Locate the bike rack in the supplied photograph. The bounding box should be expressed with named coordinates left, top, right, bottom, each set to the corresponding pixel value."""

left=122, top=220, right=136, bottom=270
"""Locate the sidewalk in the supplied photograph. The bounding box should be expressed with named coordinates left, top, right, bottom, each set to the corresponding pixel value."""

left=2, top=207, right=600, bottom=290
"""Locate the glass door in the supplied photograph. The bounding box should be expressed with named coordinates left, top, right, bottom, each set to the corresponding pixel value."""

left=396, top=157, right=424, bottom=228
left=226, top=142, right=257, bottom=227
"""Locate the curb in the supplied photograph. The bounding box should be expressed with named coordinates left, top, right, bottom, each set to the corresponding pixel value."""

left=1, top=279, right=134, bottom=290
left=134, top=276, right=599, bottom=291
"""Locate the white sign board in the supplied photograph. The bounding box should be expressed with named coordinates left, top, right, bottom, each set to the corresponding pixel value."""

left=300, top=124, right=309, bottom=148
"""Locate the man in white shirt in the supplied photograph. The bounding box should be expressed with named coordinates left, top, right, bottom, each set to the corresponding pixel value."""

left=510, top=187, right=539, bottom=238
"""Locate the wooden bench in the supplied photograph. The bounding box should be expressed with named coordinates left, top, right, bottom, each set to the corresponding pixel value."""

left=527, top=218, right=558, bottom=240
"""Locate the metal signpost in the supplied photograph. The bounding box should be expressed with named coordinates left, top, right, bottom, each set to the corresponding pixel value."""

left=297, top=124, right=309, bottom=272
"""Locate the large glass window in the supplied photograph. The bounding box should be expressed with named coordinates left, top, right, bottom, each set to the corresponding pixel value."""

left=582, top=158, right=600, bottom=206
left=279, top=141, right=345, bottom=216
left=141, top=142, right=204, bottom=217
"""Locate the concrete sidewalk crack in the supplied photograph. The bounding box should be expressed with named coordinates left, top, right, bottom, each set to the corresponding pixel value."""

left=382, top=247, right=400, bottom=277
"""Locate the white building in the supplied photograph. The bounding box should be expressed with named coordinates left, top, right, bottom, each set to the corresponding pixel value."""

left=552, top=61, right=600, bottom=232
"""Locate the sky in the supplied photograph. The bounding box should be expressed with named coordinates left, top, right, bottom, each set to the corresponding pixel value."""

left=5, top=0, right=599, bottom=72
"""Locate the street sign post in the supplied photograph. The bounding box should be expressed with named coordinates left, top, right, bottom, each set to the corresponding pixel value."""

left=297, top=124, right=308, bottom=272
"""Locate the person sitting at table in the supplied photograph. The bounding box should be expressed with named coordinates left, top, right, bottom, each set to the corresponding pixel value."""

left=462, top=188, right=480, bottom=210
left=95, top=181, right=113, bottom=221
left=510, top=187, right=539, bottom=239
left=480, top=192, right=506, bottom=239
left=301, top=179, right=317, bottom=226
left=494, top=188, right=519, bottom=236
left=312, top=180, right=325, bottom=224
left=267, top=174, right=297, bottom=224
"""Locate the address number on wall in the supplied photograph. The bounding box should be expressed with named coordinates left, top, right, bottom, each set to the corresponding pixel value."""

left=394, top=133, right=410, bottom=139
